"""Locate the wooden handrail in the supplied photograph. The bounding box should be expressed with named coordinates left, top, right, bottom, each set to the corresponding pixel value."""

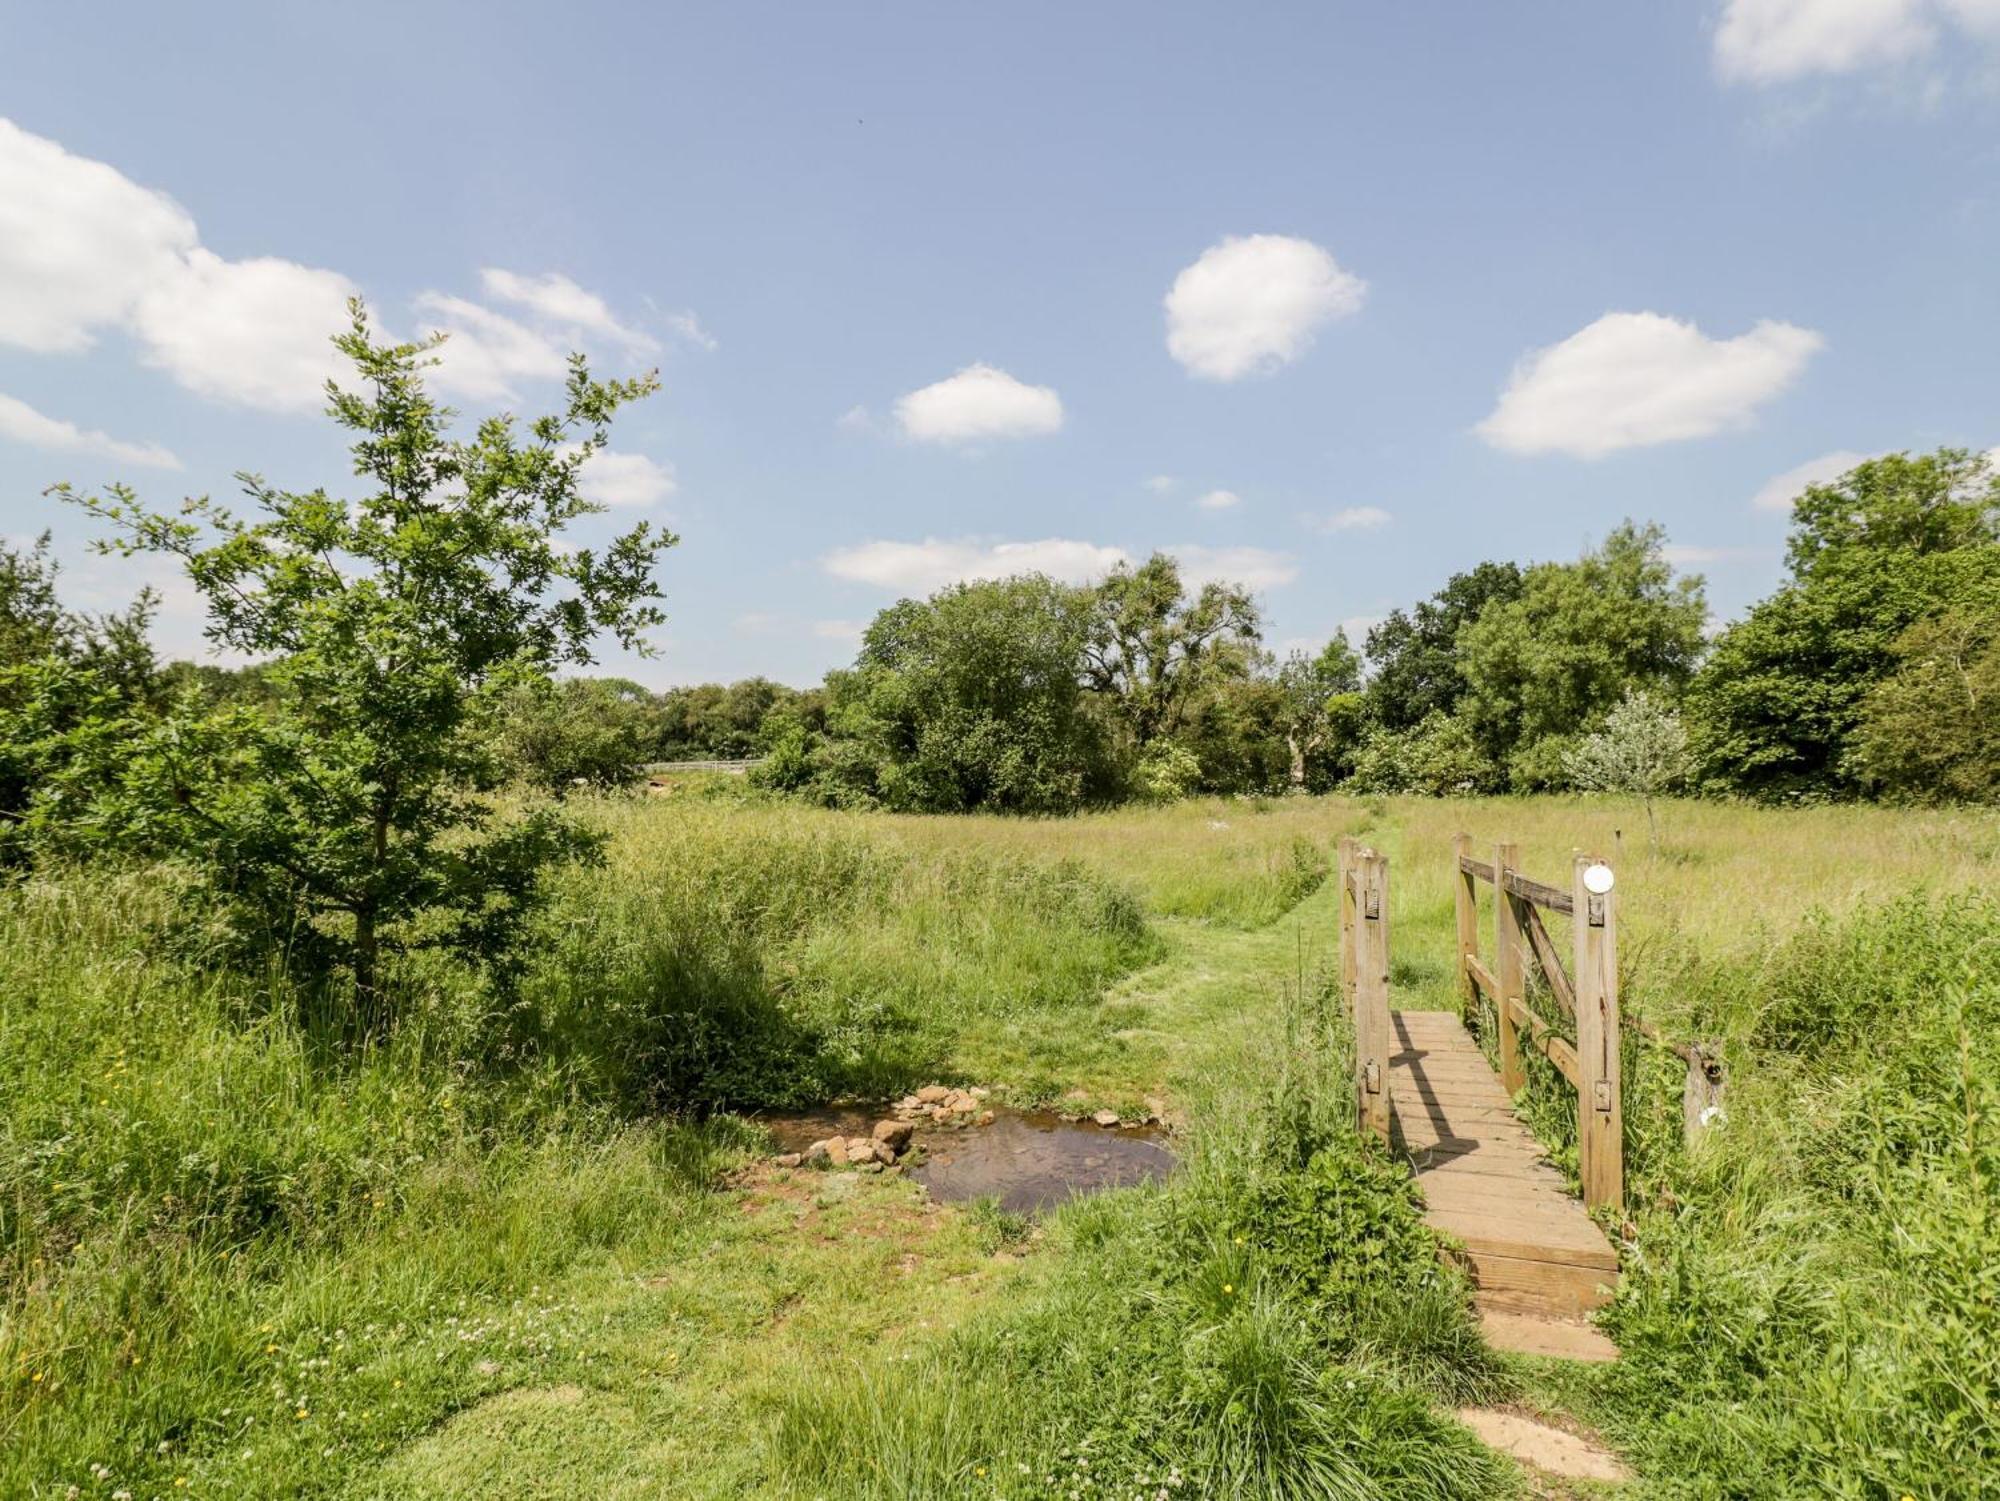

left=1465, top=952, right=1498, bottom=998
left=1519, top=904, right=1577, bottom=1017
left=1501, top=868, right=1574, bottom=915
left=1507, top=995, right=1581, bottom=1088
left=1457, top=854, right=1495, bottom=883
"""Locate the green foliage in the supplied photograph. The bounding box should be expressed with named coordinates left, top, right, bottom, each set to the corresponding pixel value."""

left=1081, top=551, right=1261, bottom=748
left=655, top=676, right=812, bottom=759
left=1850, top=606, right=2000, bottom=804
left=1273, top=634, right=1363, bottom=789
left=1345, top=711, right=1500, bottom=796
left=495, top=675, right=656, bottom=792
left=1689, top=449, right=1999, bottom=801
left=54, top=307, right=674, bottom=1007
left=1562, top=688, right=1693, bottom=846
left=1598, top=894, right=2000, bottom=1496
left=1362, top=559, right=1523, bottom=733
left=1458, top=521, right=1706, bottom=788
left=1133, top=738, right=1203, bottom=802
left=794, top=575, right=1117, bottom=814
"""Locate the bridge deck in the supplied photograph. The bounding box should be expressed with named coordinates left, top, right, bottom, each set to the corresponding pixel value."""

left=1388, top=1009, right=1618, bottom=1359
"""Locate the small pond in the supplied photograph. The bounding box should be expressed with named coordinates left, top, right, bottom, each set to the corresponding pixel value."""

left=758, top=1104, right=1176, bottom=1215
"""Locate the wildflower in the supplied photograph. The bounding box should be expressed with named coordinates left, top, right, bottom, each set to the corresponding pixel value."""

left=295, top=1408, right=309, bottom=1420
left=1233, top=1234, right=1245, bottom=1244
left=1221, top=1283, right=1233, bottom=1294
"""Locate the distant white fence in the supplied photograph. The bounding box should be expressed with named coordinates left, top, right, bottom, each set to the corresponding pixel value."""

left=639, top=758, right=764, bottom=776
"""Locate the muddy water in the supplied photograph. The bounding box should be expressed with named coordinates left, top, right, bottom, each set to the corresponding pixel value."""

left=758, top=1105, right=1175, bottom=1214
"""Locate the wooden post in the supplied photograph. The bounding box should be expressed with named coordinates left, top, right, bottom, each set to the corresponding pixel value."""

left=1353, top=849, right=1392, bottom=1141
left=1572, top=852, right=1623, bottom=1213
left=1493, top=840, right=1525, bottom=1096
left=1451, top=832, right=1478, bottom=1021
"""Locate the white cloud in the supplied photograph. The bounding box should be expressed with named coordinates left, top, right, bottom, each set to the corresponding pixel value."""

left=1341, top=613, right=1388, bottom=643
left=893, top=364, right=1064, bottom=444
left=660, top=310, right=718, bottom=352
left=1164, top=234, right=1366, bottom=381
left=1144, top=474, right=1177, bottom=494
left=1749, top=448, right=1874, bottom=509
left=1165, top=544, right=1300, bottom=592
left=0, top=117, right=354, bottom=411
left=1306, top=505, right=1392, bottom=533
left=0, top=117, right=196, bottom=353
left=813, top=619, right=866, bottom=641
left=571, top=447, right=676, bottom=508
left=1715, top=0, right=1934, bottom=83
left=415, top=292, right=573, bottom=402
left=1477, top=311, right=1823, bottom=458
left=1195, top=488, right=1243, bottom=511
left=480, top=268, right=660, bottom=354
left=823, top=537, right=1128, bottom=594
left=836, top=404, right=874, bottom=432
left=133, top=249, right=358, bottom=413
left=0, top=391, right=181, bottom=469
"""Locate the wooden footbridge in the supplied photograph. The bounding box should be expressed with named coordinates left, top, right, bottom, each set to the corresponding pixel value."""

left=1337, top=834, right=1719, bottom=1361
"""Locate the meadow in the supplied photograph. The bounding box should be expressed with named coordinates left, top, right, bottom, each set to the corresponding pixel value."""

left=3, top=789, right=1995, bottom=1497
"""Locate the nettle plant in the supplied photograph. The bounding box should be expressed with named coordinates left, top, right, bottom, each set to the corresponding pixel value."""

left=55, top=305, right=674, bottom=1016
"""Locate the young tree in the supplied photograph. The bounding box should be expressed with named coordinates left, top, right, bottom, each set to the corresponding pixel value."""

left=56, top=306, right=673, bottom=1011
left=1274, top=634, right=1362, bottom=789
left=496, top=676, right=659, bottom=793
left=1850, top=606, right=2000, bottom=804
left=1561, top=689, right=1693, bottom=849
left=1080, top=553, right=1260, bottom=747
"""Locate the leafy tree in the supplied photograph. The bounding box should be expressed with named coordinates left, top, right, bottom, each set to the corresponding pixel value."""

left=1345, top=711, right=1499, bottom=796
left=497, top=676, right=657, bottom=793
left=1171, top=675, right=1289, bottom=794
left=656, top=676, right=805, bottom=759
left=0, top=533, right=161, bottom=863
left=1361, top=561, right=1523, bottom=732
left=1457, top=522, right=1706, bottom=789
left=1132, top=739, right=1203, bottom=802
left=1850, top=607, right=2000, bottom=804
left=1688, top=450, right=1999, bottom=800
left=1274, top=634, right=1363, bottom=789
left=1561, top=689, right=1693, bottom=849
left=1080, top=553, right=1260, bottom=748
left=56, top=306, right=673, bottom=1012
left=822, top=575, right=1114, bottom=813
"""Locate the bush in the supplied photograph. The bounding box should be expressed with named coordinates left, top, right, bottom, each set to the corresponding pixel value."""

left=1345, top=712, right=1500, bottom=796
left=1134, top=739, right=1203, bottom=802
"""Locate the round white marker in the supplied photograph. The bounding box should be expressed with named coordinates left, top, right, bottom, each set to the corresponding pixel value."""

left=1582, top=863, right=1615, bottom=895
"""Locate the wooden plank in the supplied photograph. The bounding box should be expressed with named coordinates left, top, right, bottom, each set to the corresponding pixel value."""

left=1494, top=842, right=1525, bottom=1095
left=1477, top=1308, right=1619, bottom=1363
left=1519, top=903, right=1577, bottom=1016
left=1337, top=836, right=1356, bottom=1018
left=1502, top=868, right=1574, bottom=916
left=1464, top=952, right=1498, bottom=1000
left=1456, top=1250, right=1615, bottom=1315
left=1506, top=996, right=1581, bottom=1088
left=1456, top=853, right=1496, bottom=884
left=1573, top=855, right=1624, bottom=1214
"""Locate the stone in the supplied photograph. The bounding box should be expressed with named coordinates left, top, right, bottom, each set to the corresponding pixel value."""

left=873, top=1120, right=913, bottom=1151
left=1093, top=1109, right=1120, bottom=1127
left=847, top=1136, right=884, bottom=1164
left=916, top=1085, right=949, bottom=1104
left=824, top=1137, right=849, bottom=1165
left=774, top=1153, right=802, bottom=1169
left=950, top=1095, right=978, bottom=1114
left=804, top=1140, right=832, bottom=1165
left=975, top=1110, right=994, bottom=1126
left=856, top=1160, right=884, bottom=1174
left=970, top=1086, right=990, bottom=1100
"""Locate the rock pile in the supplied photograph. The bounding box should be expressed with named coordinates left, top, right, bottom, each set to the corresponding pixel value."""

left=775, top=1117, right=918, bottom=1175
left=892, top=1084, right=994, bottom=1128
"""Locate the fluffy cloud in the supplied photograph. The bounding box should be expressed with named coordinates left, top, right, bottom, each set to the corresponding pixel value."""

left=479, top=269, right=659, bottom=354
left=0, top=117, right=196, bottom=353
left=0, top=391, right=181, bottom=469
left=1165, top=544, right=1300, bottom=591
left=823, top=537, right=1127, bottom=594
left=1195, top=489, right=1242, bottom=511
left=1661, top=543, right=1775, bottom=565
left=1306, top=505, right=1392, bottom=533
left=813, top=619, right=866, bottom=641
left=1143, top=474, right=1177, bottom=494
left=0, top=118, right=668, bottom=418
left=893, top=365, right=1065, bottom=444
left=1749, top=448, right=1874, bottom=509
left=1164, top=234, right=1365, bottom=381
left=1476, top=312, right=1822, bottom=458
left=572, top=447, right=676, bottom=508
left=1713, top=0, right=2000, bottom=83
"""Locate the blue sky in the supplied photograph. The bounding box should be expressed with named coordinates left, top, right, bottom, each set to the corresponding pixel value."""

left=2, top=2, right=1997, bottom=685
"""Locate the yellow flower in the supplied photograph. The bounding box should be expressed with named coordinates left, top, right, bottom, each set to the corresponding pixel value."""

left=1222, top=1283, right=1234, bottom=1294
left=393, top=1379, right=403, bottom=1389
left=30, top=1371, right=43, bottom=1383
left=295, top=1407, right=309, bottom=1420
left=265, top=1345, right=277, bottom=1355
left=974, top=1466, right=986, bottom=1477
left=1234, top=1234, right=1245, bottom=1244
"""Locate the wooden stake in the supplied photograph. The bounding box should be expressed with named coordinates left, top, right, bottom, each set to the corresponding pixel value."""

left=1494, top=840, right=1525, bottom=1096
left=1451, top=832, right=1478, bottom=1021
left=1572, top=852, right=1623, bottom=1213
left=1353, top=849, right=1392, bottom=1141
left=1337, top=835, right=1357, bottom=1011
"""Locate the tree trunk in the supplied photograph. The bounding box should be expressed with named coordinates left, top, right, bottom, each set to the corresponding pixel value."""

left=1287, top=735, right=1307, bottom=788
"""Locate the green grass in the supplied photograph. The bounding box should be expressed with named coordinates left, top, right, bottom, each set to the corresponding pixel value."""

left=5, top=792, right=1997, bottom=1496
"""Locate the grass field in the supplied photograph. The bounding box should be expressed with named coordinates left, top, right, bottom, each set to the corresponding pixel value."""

left=4, top=791, right=1995, bottom=1496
